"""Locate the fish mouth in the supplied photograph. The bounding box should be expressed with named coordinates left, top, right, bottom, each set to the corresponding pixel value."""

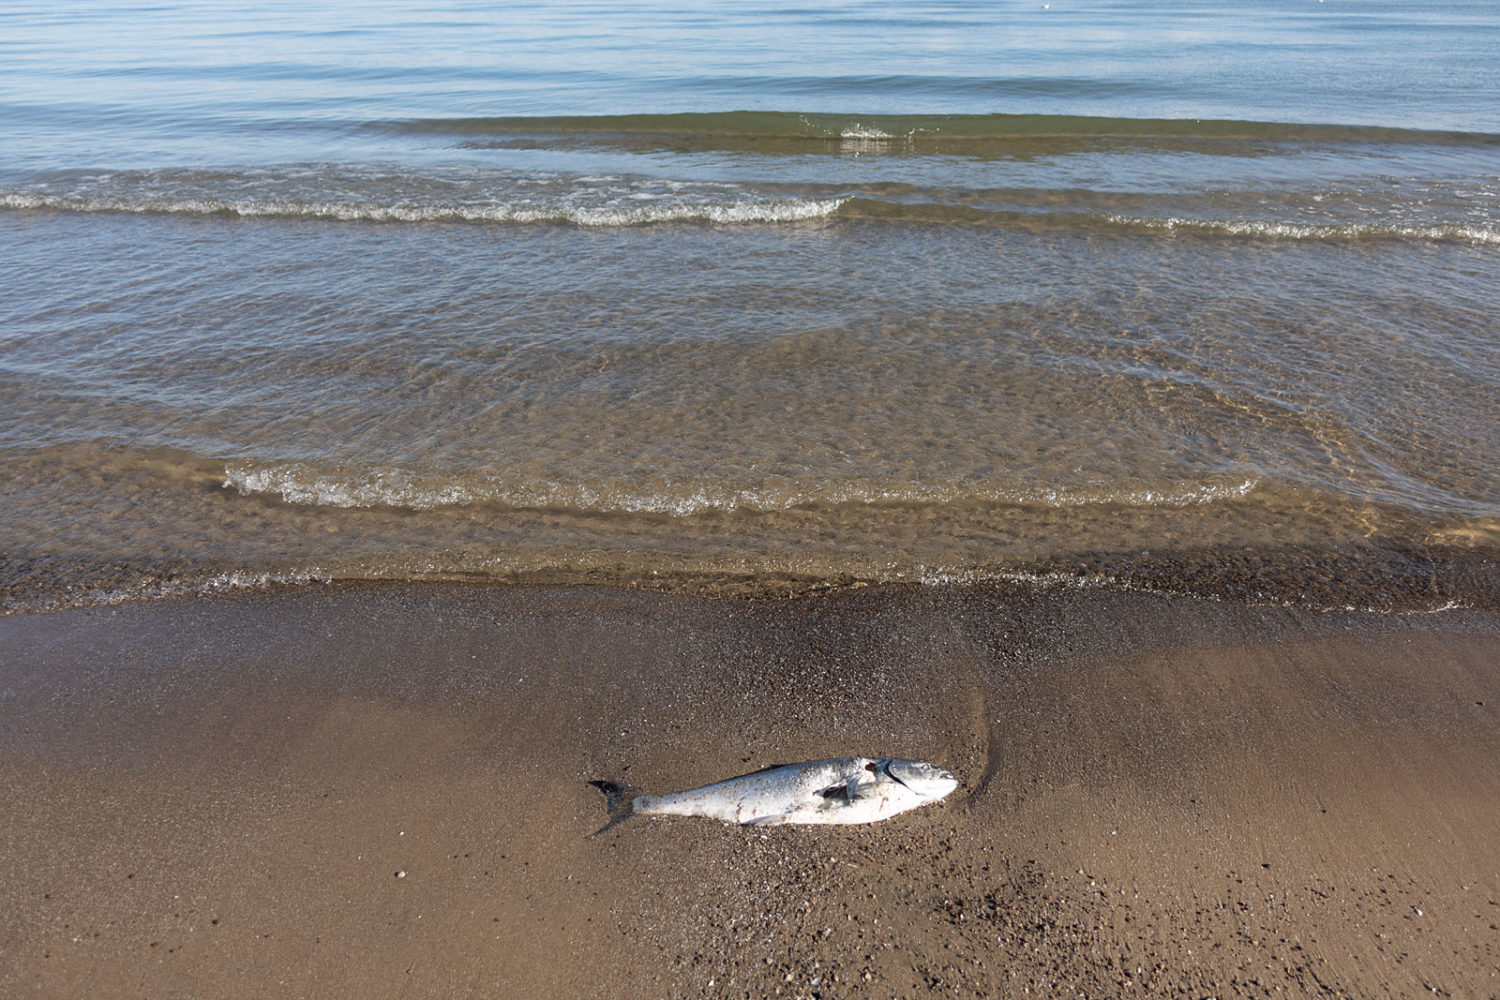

left=881, top=759, right=959, bottom=793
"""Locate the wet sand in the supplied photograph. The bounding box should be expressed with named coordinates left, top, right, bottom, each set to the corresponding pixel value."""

left=2, top=582, right=1498, bottom=998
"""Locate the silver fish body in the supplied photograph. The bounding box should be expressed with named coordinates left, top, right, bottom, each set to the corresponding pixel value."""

left=631, top=757, right=959, bottom=826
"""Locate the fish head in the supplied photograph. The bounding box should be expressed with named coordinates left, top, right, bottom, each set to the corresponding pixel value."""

left=878, top=758, right=959, bottom=803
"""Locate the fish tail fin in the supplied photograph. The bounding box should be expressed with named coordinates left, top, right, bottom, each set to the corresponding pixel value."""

left=587, top=779, right=639, bottom=837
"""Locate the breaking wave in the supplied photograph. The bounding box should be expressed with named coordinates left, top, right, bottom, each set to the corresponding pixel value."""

left=0, top=190, right=844, bottom=227
left=5, top=158, right=1495, bottom=244
left=390, top=110, right=1500, bottom=149
left=1107, top=215, right=1500, bottom=244
left=11, top=187, right=1495, bottom=244
left=223, top=462, right=1258, bottom=515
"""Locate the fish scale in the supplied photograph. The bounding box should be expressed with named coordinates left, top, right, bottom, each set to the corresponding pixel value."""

left=627, top=757, right=959, bottom=827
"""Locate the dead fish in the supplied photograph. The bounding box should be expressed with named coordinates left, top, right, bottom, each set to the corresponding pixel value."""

left=590, top=757, right=958, bottom=832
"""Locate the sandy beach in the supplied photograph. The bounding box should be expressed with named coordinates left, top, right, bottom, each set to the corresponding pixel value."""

left=2, top=582, right=1498, bottom=999
left=6, top=3, right=1499, bottom=999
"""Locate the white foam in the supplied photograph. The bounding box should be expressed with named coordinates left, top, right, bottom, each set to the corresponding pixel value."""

left=224, top=465, right=478, bottom=509
left=1, top=191, right=847, bottom=227
left=1109, top=214, right=1500, bottom=244
left=2, top=566, right=338, bottom=615
left=195, top=568, right=336, bottom=594
left=224, top=463, right=1258, bottom=515
left=911, top=565, right=1123, bottom=591
left=12, top=182, right=1493, bottom=242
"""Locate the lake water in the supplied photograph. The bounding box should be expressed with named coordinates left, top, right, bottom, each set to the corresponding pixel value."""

left=2, top=0, right=1497, bottom=611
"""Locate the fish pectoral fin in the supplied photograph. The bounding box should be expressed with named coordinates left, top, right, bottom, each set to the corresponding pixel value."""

left=816, top=780, right=859, bottom=802
left=746, top=814, right=790, bottom=826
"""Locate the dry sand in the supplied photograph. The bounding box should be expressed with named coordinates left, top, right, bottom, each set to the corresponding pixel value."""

left=2, top=582, right=1498, bottom=998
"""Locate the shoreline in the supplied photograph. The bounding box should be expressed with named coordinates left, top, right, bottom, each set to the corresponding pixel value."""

left=4, top=534, right=1497, bottom=617
left=3, top=581, right=1498, bottom=998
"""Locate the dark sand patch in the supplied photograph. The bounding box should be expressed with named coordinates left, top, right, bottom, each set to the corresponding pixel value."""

left=2, top=583, right=1498, bottom=998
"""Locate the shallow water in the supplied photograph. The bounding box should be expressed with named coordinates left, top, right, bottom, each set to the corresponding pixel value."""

left=2, top=1, right=1497, bottom=610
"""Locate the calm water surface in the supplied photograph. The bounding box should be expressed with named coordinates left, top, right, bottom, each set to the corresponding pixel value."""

left=2, top=1, right=1497, bottom=610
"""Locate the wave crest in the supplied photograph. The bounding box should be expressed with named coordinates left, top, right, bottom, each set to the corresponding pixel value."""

left=1108, top=215, right=1500, bottom=244
left=0, top=190, right=845, bottom=227
left=223, top=462, right=1257, bottom=515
